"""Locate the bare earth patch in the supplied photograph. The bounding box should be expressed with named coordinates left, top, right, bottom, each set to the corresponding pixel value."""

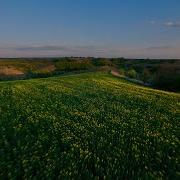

left=111, top=70, right=123, bottom=77
left=110, top=70, right=146, bottom=85
left=0, top=66, right=24, bottom=76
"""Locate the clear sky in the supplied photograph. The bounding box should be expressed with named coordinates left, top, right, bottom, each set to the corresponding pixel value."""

left=0, top=0, right=180, bottom=58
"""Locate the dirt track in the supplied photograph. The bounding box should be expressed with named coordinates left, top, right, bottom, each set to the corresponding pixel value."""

left=110, top=70, right=146, bottom=85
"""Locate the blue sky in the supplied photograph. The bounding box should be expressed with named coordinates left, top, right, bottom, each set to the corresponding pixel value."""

left=0, top=0, right=180, bottom=58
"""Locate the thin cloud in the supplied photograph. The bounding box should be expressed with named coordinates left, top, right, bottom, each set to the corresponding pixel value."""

left=0, top=44, right=109, bottom=58
left=13, top=45, right=105, bottom=53
left=0, top=44, right=180, bottom=59
left=15, top=45, right=71, bottom=51
left=149, top=20, right=180, bottom=28
left=145, top=46, right=174, bottom=50
left=149, top=20, right=156, bottom=25
left=163, top=21, right=180, bottom=28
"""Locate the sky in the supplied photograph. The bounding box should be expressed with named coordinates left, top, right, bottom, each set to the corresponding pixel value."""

left=0, top=0, right=180, bottom=58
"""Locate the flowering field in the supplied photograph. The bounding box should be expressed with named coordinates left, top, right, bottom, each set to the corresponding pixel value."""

left=0, top=72, right=179, bottom=179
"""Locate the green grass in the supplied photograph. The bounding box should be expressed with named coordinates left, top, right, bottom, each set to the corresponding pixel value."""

left=0, top=72, right=179, bottom=179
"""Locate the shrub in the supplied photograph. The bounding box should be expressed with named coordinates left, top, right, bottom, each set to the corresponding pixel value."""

left=141, top=68, right=151, bottom=83
left=55, top=59, right=94, bottom=72
left=119, top=68, right=125, bottom=75
left=152, top=64, right=180, bottom=91
left=125, top=69, right=137, bottom=79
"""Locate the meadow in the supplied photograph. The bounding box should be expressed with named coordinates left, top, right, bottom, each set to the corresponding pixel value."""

left=0, top=72, right=179, bottom=179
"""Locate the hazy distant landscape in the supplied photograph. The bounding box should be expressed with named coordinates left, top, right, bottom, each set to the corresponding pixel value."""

left=0, top=58, right=179, bottom=91
left=0, top=0, right=180, bottom=179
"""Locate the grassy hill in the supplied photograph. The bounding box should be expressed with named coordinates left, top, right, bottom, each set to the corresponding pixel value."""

left=0, top=72, right=179, bottom=179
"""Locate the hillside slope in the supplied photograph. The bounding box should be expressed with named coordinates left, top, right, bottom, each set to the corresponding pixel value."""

left=0, top=72, right=179, bottom=179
